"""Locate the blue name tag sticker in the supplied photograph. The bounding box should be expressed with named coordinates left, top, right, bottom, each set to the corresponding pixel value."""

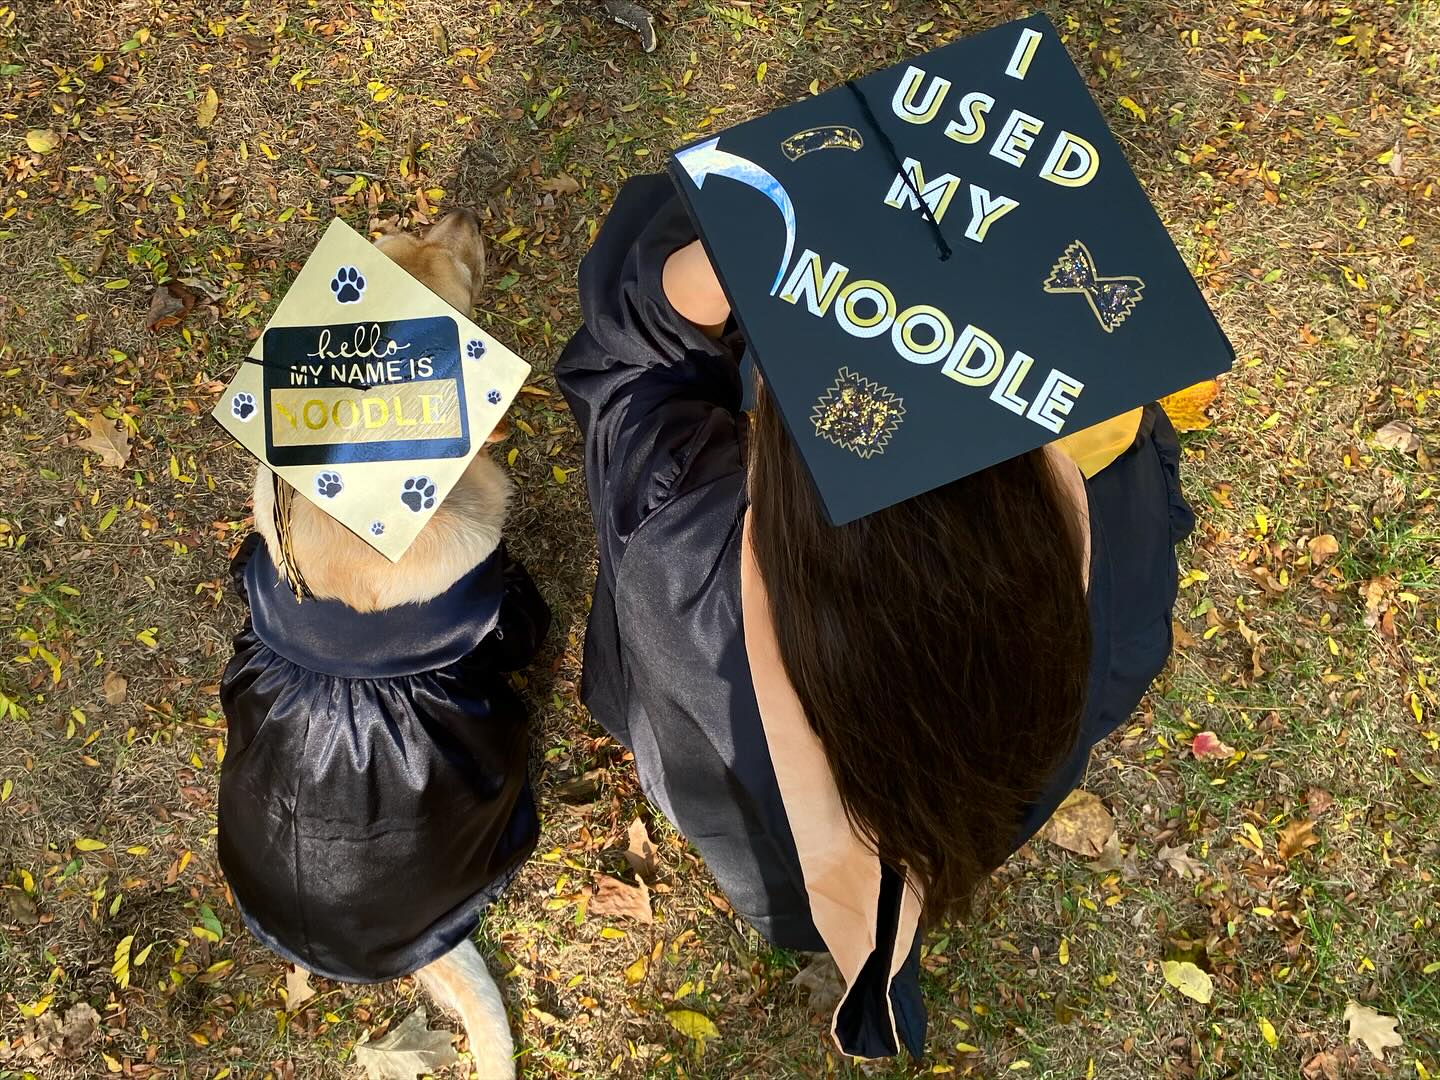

left=260, top=316, right=471, bottom=467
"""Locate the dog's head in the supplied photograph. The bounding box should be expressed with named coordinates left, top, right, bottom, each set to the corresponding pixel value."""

left=251, top=210, right=515, bottom=612
left=378, top=210, right=508, bottom=446
left=374, top=209, right=487, bottom=315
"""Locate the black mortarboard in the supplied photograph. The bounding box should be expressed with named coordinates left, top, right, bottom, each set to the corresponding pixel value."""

left=669, top=13, right=1233, bottom=525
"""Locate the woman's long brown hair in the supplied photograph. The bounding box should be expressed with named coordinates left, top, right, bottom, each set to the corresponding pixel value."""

left=748, top=385, right=1092, bottom=924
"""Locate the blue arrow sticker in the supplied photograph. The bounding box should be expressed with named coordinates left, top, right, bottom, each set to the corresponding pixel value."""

left=675, top=137, right=798, bottom=296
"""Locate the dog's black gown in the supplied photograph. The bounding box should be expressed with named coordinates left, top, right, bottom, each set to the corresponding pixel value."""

left=555, top=175, right=1197, bottom=1060
left=218, top=536, right=549, bottom=982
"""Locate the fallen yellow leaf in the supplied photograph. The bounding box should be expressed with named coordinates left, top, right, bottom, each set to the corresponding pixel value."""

left=1162, top=959, right=1213, bottom=1003
left=196, top=86, right=220, bottom=129
left=112, top=934, right=133, bottom=988
left=665, top=1008, right=719, bottom=1043
left=1159, top=379, right=1220, bottom=432
left=1117, top=95, right=1147, bottom=122
left=26, top=128, right=61, bottom=153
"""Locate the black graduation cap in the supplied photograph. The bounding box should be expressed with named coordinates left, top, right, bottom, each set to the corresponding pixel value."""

left=669, top=13, right=1233, bottom=525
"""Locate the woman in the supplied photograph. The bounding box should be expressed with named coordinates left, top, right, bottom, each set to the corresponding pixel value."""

left=555, top=175, right=1194, bottom=1059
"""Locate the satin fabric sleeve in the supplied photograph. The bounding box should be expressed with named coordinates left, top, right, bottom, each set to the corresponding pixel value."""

left=554, top=175, right=826, bottom=953
left=555, top=174, right=748, bottom=587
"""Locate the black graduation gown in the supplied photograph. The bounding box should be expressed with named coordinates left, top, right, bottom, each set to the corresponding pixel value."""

left=217, top=536, right=550, bottom=983
left=554, top=174, right=1195, bottom=1059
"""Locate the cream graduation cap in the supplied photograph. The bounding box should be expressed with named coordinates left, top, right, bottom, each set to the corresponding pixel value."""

left=212, top=218, right=531, bottom=562
left=670, top=12, right=1233, bottom=525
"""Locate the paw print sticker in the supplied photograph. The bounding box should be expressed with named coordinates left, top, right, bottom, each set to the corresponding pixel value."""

left=486, top=389, right=502, bottom=405
left=401, top=476, right=437, bottom=513
left=466, top=339, right=487, bottom=360
left=314, top=471, right=344, bottom=499
left=330, top=266, right=366, bottom=304
left=231, top=391, right=256, bottom=421
left=370, top=521, right=385, bottom=536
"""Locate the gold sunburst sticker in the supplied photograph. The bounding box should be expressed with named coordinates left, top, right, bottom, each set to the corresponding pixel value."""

left=811, top=367, right=906, bottom=458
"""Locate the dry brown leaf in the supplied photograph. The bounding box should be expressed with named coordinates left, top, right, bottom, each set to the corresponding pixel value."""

left=1156, top=842, right=1206, bottom=880
left=1372, top=421, right=1420, bottom=453
left=285, top=966, right=316, bottom=1012
left=1278, top=819, right=1319, bottom=860
left=1172, top=620, right=1198, bottom=649
left=1085, top=831, right=1124, bottom=871
left=196, top=86, right=220, bottom=129
left=554, top=768, right=604, bottom=804
left=75, top=411, right=132, bottom=468
left=1158, top=379, right=1219, bottom=432
left=235, top=32, right=274, bottom=55
left=103, top=671, right=128, bottom=706
left=146, top=282, right=196, bottom=331
left=539, top=172, right=581, bottom=195
left=19, top=1013, right=65, bottom=1062
left=1307, top=534, right=1340, bottom=565
left=590, top=874, right=652, bottom=924
left=353, top=1007, right=458, bottom=1080
left=1190, top=731, right=1235, bottom=760
left=1344, top=1001, right=1402, bottom=1061
left=6, top=889, right=39, bottom=926
left=791, top=953, right=845, bottom=1016
left=1387, top=143, right=1405, bottom=177
left=58, top=1003, right=99, bottom=1057
left=1249, top=565, right=1287, bottom=595
left=1362, top=577, right=1395, bottom=633
left=1301, top=1046, right=1353, bottom=1080
left=624, top=817, right=658, bottom=883
left=1038, top=789, right=1114, bottom=859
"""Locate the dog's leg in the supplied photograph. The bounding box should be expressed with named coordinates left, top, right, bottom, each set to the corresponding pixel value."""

left=415, top=938, right=517, bottom=1080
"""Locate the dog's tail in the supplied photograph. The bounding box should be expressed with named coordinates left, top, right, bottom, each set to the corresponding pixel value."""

left=415, top=939, right=516, bottom=1079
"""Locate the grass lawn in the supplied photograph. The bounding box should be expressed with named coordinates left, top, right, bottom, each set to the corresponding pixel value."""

left=2, top=0, right=1438, bottom=1077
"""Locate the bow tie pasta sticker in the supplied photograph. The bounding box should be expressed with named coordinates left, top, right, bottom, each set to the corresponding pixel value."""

left=1043, top=241, right=1146, bottom=333
left=212, top=218, right=531, bottom=561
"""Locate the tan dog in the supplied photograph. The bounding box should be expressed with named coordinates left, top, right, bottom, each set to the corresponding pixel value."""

left=238, top=211, right=527, bottom=1079
left=252, top=211, right=511, bottom=611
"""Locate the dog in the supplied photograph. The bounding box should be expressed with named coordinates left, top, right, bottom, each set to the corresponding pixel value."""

left=217, top=211, right=548, bottom=1080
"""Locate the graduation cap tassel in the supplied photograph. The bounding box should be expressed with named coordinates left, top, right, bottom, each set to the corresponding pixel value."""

left=844, top=80, right=952, bottom=262
left=272, top=473, right=314, bottom=603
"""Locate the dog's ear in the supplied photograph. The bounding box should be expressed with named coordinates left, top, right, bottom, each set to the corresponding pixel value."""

left=425, top=210, right=487, bottom=308
left=485, top=417, right=510, bottom=445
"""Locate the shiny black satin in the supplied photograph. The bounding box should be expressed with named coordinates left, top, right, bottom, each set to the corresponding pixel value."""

left=218, top=538, right=549, bottom=982
left=554, top=174, right=1194, bottom=1060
